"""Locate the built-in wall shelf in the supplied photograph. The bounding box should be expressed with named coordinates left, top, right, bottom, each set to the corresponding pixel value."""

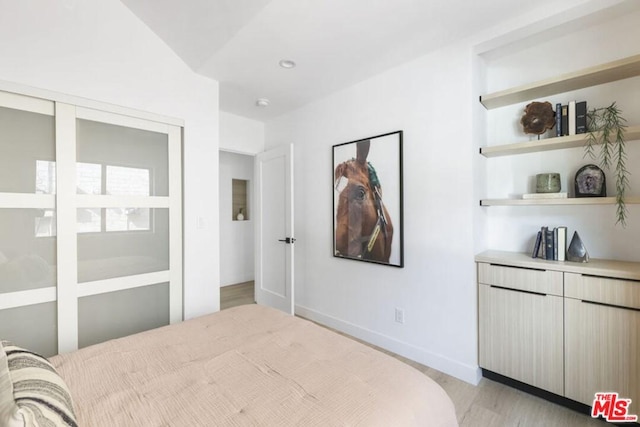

left=480, top=126, right=640, bottom=158
left=480, top=53, right=640, bottom=218
left=480, top=54, right=640, bottom=110
left=480, top=196, right=640, bottom=207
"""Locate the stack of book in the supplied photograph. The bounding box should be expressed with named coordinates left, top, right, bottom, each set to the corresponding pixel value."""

left=555, top=101, right=587, bottom=137
left=532, top=226, right=567, bottom=261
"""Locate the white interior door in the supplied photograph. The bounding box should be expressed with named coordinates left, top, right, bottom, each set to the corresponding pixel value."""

left=255, top=144, right=294, bottom=314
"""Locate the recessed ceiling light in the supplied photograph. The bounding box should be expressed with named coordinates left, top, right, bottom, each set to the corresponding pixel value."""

left=279, top=59, right=296, bottom=69
left=256, top=98, right=270, bottom=107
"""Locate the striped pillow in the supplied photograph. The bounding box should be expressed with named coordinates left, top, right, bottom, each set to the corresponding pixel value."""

left=0, top=340, right=77, bottom=427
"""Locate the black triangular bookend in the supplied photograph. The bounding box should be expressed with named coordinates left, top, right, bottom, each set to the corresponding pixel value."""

left=567, top=231, right=589, bottom=263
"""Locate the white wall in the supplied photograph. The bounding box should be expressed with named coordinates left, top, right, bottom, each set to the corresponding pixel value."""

left=266, top=43, right=480, bottom=384
left=220, top=111, right=265, bottom=154
left=218, top=112, right=263, bottom=287
left=264, top=1, right=640, bottom=386
left=219, top=151, right=255, bottom=286
left=0, top=0, right=220, bottom=318
left=480, top=7, right=640, bottom=261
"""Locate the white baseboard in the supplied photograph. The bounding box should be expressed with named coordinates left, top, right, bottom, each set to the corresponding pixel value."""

left=295, top=304, right=482, bottom=386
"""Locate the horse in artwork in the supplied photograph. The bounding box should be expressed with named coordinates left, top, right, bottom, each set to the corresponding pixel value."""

left=334, top=140, right=393, bottom=262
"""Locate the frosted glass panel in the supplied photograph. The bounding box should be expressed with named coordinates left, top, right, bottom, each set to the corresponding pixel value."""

left=77, top=208, right=169, bottom=283
left=76, top=207, right=101, bottom=233
left=106, top=207, right=150, bottom=231
left=0, top=303, right=57, bottom=357
left=77, top=162, right=101, bottom=195
left=76, top=119, right=168, bottom=196
left=0, top=107, right=55, bottom=194
left=78, top=283, right=169, bottom=348
left=77, top=208, right=151, bottom=234
left=107, top=165, right=150, bottom=196
left=0, top=209, right=56, bottom=293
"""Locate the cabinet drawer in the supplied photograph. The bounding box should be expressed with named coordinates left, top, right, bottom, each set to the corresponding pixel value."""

left=478, top=263, right=563, bottom=296
left=565, top=273, right=640, bottom=310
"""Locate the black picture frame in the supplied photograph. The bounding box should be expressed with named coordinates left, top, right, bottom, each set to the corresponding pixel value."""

left=332, top=130, right=404, bottom=267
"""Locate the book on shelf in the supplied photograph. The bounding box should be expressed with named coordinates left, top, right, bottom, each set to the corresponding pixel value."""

left=556, top=226, right=567, bottom=261
left=532, top=226, right=568, bottom=261
left=540, top=226, right=547, bottom=259
left=554, top=100, right=586, bottom=137
left=532, top=231, right=542, bottom=258
left=568, top=100, right=576, bottom=136
left=522, top=192, right=568, bottom=199
left=545, top=227, right=554, bottom=260
left=576, top=101, right=587, bottom=134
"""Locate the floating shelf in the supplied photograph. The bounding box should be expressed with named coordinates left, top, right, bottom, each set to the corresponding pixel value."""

left=480, top=54, right=640, bottom=110
left=480, top=126, right=640, bottom=157
left=480, top=197, right=640, bottom=207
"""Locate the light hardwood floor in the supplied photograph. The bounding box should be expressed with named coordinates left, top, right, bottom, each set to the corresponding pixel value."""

left=220, top=282, right=604, bottom=426
left=220, top=281, right=255, bottom=310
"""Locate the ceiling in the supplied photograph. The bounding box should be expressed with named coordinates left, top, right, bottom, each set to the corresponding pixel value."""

left=121, top=0, right=562, bottom=122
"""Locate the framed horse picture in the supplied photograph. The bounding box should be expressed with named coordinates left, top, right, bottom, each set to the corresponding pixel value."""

left=333, top=130, right=404, bottom=267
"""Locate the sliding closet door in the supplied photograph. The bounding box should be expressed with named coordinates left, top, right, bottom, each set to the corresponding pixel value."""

left=0, top=92, right=58, bottom=356
left=67, top=108, right=182, bottom=351
left=0, top=88, right=182, bottom=355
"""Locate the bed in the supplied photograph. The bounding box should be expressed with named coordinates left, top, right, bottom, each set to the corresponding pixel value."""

left=2, top=304, right=458, bottom=426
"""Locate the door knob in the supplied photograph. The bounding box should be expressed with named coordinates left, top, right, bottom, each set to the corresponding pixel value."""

left=278, top=237, right=296, bottom=244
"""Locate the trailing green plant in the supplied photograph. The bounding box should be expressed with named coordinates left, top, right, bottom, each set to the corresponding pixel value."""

left=585, top=102, right=628, bottom=227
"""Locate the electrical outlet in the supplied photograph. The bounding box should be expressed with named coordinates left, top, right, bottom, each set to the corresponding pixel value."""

left=394, top=308, right=405, bottom=324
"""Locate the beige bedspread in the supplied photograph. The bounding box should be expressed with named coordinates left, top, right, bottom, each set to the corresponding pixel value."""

left=50, top=305, right=458, bottom=426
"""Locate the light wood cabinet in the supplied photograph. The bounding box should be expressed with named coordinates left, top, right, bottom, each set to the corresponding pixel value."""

left=478, top=263, right=563, bottom=394
left=564, top=273, right=640, bottom=407
left=476, top=251, right=640, bottom=409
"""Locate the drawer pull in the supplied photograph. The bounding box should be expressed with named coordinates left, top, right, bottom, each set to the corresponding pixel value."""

left=489, top=263, right=546, bottom=272
left=581, top=273, right=640, bottom=283
left=581, top=300, right=640, bottom=313
left=490, top=285, right=547, bottom=297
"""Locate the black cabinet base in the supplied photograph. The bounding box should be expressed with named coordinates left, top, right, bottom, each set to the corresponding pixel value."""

left=481, top=369, right=640, bottom=426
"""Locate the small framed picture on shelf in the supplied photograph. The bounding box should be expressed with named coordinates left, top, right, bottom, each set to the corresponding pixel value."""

left=574, top=164, right=606, bottom=197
